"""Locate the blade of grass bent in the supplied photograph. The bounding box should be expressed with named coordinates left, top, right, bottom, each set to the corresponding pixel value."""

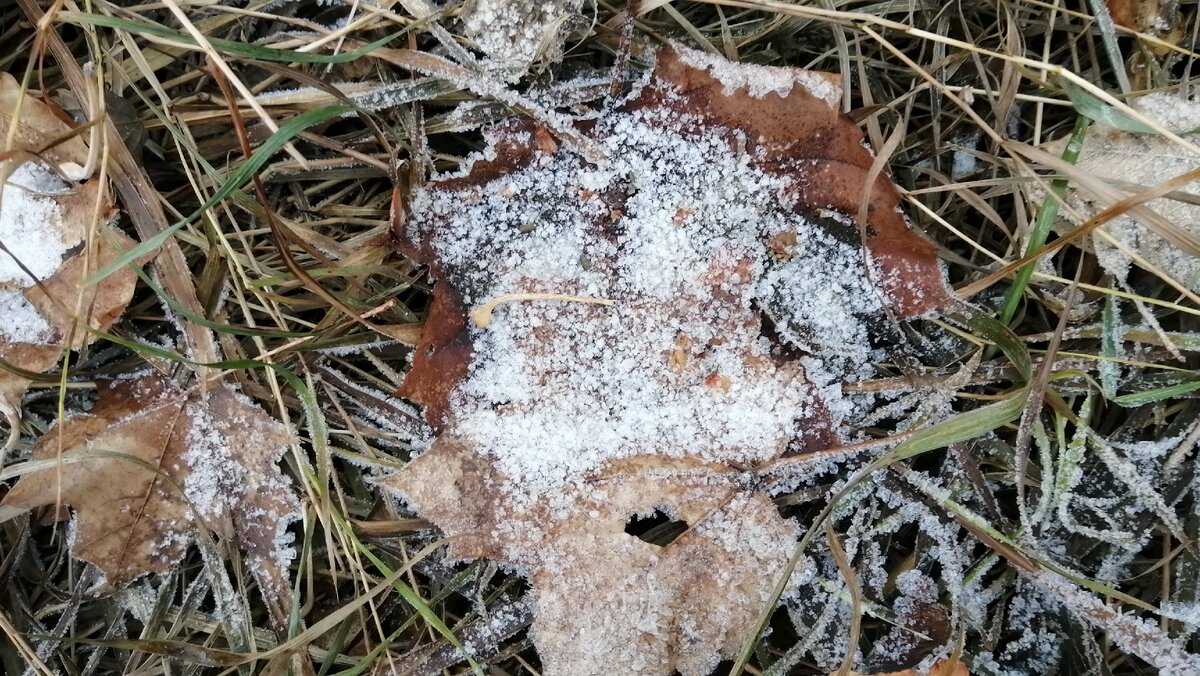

left=729, top=388, right=1029, bottom=675
left=1113, top=377, right=1200, bottom=406
left=1059, top=78, right=1151, bottom=133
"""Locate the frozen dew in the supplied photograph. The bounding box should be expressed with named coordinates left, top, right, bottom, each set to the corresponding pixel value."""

left=0, top=161, right=81, bottom=345
left=182, top=398, right=231, bottom=522
left=0, top=291, right=53, bottom=343
left=1028, top=568, right=1200, bottom=672
left=462, top=0, right=586, bottom=73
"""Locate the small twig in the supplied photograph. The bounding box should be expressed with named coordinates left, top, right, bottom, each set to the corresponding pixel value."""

left=471, top=293, right=615, bottom=328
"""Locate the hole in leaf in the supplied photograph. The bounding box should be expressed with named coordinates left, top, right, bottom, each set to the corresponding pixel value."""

left=624, top=509, right=688, bottom=547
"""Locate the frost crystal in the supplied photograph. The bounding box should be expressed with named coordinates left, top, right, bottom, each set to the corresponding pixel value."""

left=1042, top=91, right=1200, bottom=291
left=0, top=162, right=72, bottom=285
left=0, top=162, right=77, bottom=344
left=677, top=45, right=842, bottom=104
left=462, top=0, right=587, bottom=74
left=408, top=91, right=893, bottom=495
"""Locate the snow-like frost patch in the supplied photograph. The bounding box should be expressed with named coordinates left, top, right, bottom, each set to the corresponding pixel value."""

left=408, top=98, right=888, bottom=495
left=0, top=162, right=73, bottom=284
left=676, top=45, right=842, bottom=105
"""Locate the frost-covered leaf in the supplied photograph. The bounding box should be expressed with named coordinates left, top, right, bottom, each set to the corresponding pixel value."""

left=0, top=72, right=138, bottom=426
left=1042, top=91, right=1200, bottom=291
left=460, top=0, right=587, bottom=75
left=380, top=47, right=954, bottom=675
left=0, top=375, right=300, bottom=626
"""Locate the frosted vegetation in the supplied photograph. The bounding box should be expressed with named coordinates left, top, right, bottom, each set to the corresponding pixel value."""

left=0, top=1, right=1198, bottom=675
left=383, top=42, right=1200, bottom=673
left=409, top=105, right=881, bottom=494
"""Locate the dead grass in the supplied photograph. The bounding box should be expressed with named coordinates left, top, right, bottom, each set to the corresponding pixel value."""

left=0, top=0, right=1198, bottom=674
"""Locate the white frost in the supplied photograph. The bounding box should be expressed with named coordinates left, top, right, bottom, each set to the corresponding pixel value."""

left=0, top=161, right=78, bottom=344
left=462, top=0, right=587, bottom=74
left=676, top=45, right=842, bottom=105
left=0, top=162, right=73, bottom=285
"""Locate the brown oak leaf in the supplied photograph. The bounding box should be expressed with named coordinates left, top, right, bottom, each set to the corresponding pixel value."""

left=0, top=375, right=300, bottom=626
left=380, top=47, right=954, bottom=674
left=0, top=71, right=90, bottom=171
left=0, top=71, right=138, bottom=430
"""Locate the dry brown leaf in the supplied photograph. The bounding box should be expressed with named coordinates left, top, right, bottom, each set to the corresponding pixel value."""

left=0, top=375, right=300, bottom=626
left=0, top=71, right=89, bottom=171
left=1103, top=2, right=1183, bottom=89
left=0, top=71, right=138, bottom=432
left=1042, top=92, right=1200, bottom=292
left=380, top=47, right=954, bottom=675
left=931, top=659, right=970, bottom=676
left=0, top=342, right=62, bottom=420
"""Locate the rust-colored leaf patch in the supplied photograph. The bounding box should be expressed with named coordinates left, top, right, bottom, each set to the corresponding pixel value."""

left=380, top=46, right=954, bottom=674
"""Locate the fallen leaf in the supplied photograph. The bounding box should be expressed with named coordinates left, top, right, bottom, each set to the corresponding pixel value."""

left=1042, top=91, right=1200, bottom=292
left=929, top=659, right=969, bottom=676
left=0, top=71, right=138, bottom=431
left=0, top=375, right=300, bottom=627
left=381, top=46, right=954, bottom=674
left=0, top=71, right=89, bottom=171
left=1104, top=2, right=1183, bottom=88
left=1106, top=0, right=1181, bottom=39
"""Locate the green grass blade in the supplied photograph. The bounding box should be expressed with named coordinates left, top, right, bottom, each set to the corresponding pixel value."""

left=103, top=231, right=313, bottom=338
left=997, top=114, right=1089, bottom=327
left=85, top=105, right=351, bottom=287
left=954, top=308, right=1034, bottom=384
left=1113, top=377, right=1200, bottom=406
left=871, top=389, right=1028, bottom=467
left=340, top=521, right=486, bottom=676
left=60, top=11, right=406, bottom=64
left=731, top=386, right=1029, bottom=675
left=1100, top=294, right=1122, bottom=399
left=1059, top=77, right=1152, bottom=133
